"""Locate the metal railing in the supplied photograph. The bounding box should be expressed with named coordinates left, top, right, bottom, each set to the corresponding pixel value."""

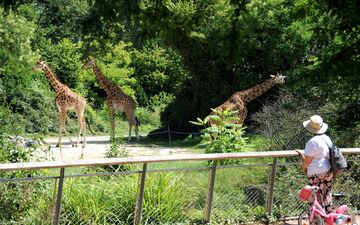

left=0, top=148, right=359, bottom=225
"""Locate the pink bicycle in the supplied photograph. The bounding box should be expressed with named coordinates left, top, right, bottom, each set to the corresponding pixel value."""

left=298, top=185, right=357, bottom=225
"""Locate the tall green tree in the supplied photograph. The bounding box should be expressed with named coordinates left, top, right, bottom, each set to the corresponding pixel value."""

left=35, top=0, right=90, bottom=43
left=285, top=0, right=360, bottom=135
left=0, top=6, right=57, bottom=134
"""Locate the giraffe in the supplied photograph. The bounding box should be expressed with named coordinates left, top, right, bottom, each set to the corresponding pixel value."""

left=209, top=72, right=286, bottom=126
left=82, top=57, right=139, bottom=142
left=33, top=59, right=86, bottom=156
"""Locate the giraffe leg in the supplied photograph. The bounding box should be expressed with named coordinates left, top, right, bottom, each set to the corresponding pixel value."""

left=80, top=121, right=85, bottom=159
left=128, top=122, right=132, bottom=143
left=56, top=130, right=62, bottom=148
left=75, top=108, right=86, bottom=148
left=132, top=111, right=139, bottom=142
left=108, top=103, right=116, bottom=141
left=82, top=116, right=86, bottom=148
left=74, top=130, right=80, bottom=147
left=65, top=128, right=75, bottom=147
left=126, top=110, right=138, bottom=142
left=60, top=112, right=75, bottom=147
left=80, top=113, right=86, bottom=158
left=57, top=110, right=68, bottom=159
left=56, top=110, right=67, bottom=148
left=135, top=121, right=139, bottom=142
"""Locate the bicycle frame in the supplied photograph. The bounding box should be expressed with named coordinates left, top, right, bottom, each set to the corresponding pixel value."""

left=307, top=186, right=352, bottom=225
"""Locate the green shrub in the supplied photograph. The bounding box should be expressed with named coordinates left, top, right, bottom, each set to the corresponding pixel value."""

left=0, top=106, right=26, bottom=137
left=0, top=135, right=53, bottom=224
left=149, top=92, right=175, bottom=114
left=0, top=181, right=53, bottom=224
left=104, top=139, right=132, bottom=172
left=134, top=92, right=176, bottom=132
left=191, top=109, right=249, bottom=165
left=0, top=7, right=63, bottom=135
left=136, top=107, right=161, bottom=128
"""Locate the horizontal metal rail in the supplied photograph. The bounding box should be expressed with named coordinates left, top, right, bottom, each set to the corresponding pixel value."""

left=0, top=163, right=279, bottom=183
left=1, top=148, right=359, bottom=172
left=2, top=158, right=359, bottom=183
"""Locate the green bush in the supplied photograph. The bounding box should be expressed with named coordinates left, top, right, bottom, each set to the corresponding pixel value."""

left=134, top=92, right=175, bottom=131
left=136, top=107, right=161, bottom=128
left=0, top=134, right=52, bottom=224
left=191, top=109, right=249, bottom=165
left=0, top=106, right=26, bottom=137
left=103, top=139, right=132, bottom=172
left=0, top=181, right=53, bottom=224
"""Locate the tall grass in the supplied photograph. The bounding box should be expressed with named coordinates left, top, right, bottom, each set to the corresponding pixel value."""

left=60, top=175, right=137, bottom=224
left=55, top=171, right=205, bottom=224
left=142, top=172, right=203, bottom=224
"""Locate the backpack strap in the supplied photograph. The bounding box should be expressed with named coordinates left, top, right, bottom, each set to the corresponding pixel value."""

left=320, top=135, right=335, bottom=174
left=320, top=134, right=333, bottom=150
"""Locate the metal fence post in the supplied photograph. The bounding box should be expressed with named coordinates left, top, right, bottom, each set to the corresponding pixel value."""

left=205, top=160, right=217, bottom=223
left=167, top=125, right=172, bottom=147
left=53, top=167, right=65, bottom=225
left=266, top=158, right=277, bottom=217
left=134, top=163, right=148, bottom=225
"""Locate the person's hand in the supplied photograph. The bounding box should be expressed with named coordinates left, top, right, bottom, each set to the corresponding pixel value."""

left=295, top=150, right=305, bottom=160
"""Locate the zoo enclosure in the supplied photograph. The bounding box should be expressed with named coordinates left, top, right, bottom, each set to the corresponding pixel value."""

left=0, top=148, right=359, bottom=225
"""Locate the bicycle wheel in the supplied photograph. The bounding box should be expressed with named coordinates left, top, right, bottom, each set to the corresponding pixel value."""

left=341, top=207, right=356, bottom=224
left=298, top=210, right=324, bottom=225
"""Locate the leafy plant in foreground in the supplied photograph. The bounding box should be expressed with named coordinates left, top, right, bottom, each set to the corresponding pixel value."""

left=104, top=139, right=132, bottom=172
left=191, top=109, right=249, bottom=165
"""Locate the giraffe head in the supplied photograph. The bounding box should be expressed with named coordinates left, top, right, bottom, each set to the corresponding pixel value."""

left=33, top=59, right=46, bottom=71
left=270, top=71, right=286, bottom=84
left=82, top=57, right=96, bottom=69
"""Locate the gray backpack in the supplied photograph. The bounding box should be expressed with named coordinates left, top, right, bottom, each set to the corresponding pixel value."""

left=323, top=136, right=347, bottom=177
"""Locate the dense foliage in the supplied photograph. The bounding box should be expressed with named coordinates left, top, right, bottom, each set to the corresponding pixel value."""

left=0, top=0, right=359, bottom=141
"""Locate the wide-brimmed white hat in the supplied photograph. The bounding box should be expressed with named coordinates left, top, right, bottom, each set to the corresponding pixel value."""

left=303, top=115, right=328, bottom=134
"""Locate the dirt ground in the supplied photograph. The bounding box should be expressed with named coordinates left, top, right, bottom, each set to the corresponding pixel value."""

left=42, top=135, right=196, bottom=161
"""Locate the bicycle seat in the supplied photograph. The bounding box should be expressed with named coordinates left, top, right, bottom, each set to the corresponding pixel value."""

left=332, top=192, right=345, bottom=198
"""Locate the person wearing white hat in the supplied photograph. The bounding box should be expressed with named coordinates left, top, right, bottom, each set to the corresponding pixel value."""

left=297, top=115, right=334, bottom=213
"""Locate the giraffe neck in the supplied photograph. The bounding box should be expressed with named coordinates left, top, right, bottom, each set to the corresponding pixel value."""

left=91, top=63, right=118, bottom=95
left=242, top=78, right=277, bottom=103
left=43, top=65, right=66, bottom=93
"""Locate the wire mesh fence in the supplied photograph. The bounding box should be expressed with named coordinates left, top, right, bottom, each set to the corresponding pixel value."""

left=0, top=150, right=359, bottom=224
left=211, top=163, right=270, bottom=223
left=0, top=170, right=59, bottom=224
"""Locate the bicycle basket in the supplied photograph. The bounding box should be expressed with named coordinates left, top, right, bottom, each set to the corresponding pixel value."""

left=299, top=185, right=313, bottom=202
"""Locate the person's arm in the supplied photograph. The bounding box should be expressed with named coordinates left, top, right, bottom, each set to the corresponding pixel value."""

left=295, top=150, right=313, bottom=174
left=301, top=155, right=313, bottom=174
